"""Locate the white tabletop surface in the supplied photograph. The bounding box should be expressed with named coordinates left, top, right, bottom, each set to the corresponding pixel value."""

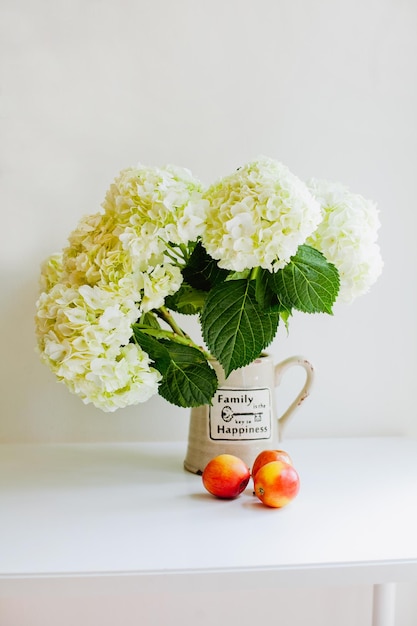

left=1, top=437, right=417, bottom=588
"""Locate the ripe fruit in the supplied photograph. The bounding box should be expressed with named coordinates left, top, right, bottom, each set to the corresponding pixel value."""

left=253, top=460, right=300, bottom=508
left=251, top=449, right=293, bottom=479
left=202, top=454, right=250, bottom=499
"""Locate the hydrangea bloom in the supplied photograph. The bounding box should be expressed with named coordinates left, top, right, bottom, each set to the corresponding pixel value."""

left=62, top=164, right=208, bottom=293
left=102, top=164, right=209, bottom=266
left=35, top=162, right=210, bottom=411
left=306, top=179, right=383, bottom=303
left=35, top=282, right=161, bottom=412
left=201, top=157, right=323, bottom=272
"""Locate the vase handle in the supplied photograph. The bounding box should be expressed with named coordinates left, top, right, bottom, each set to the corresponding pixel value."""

left=274, top=356, right=314, bottom=439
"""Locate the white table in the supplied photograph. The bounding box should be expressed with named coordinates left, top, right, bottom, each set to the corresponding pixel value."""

left=1, top=437, right=417, bottom=626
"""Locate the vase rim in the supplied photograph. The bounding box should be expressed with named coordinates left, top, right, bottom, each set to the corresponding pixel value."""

left=208, top=353, right=272, bottom=367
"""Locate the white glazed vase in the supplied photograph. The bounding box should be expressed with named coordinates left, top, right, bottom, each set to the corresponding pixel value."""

left=183, top=354, right=314, bottom=474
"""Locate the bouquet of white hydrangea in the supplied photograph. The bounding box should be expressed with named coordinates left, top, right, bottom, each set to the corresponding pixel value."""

left=35, top=156, right=383, bottom=412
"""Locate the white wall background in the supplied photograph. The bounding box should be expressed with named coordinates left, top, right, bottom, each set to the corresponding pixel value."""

left=1, top=0, right=417, bottom=624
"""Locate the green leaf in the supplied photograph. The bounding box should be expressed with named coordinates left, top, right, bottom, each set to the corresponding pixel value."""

left=271, top=245, right=340, bottom=314
left=132, top=328, right=171, bottom=374
left=182, top=242, right=229, bottom=291
left=201, top=279, right=280, bottom=377
left=133, top=330, right=218, bottom=407
left=158, top=342, right=218, bottom=407
left=138, top=311, right=161, bottom=330
left=255, top=269, right=283, bottom=312
left=164, top=283, right=207, bottom=315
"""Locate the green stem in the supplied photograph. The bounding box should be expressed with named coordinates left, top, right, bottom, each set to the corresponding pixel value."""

left=154, top=307, right=212, bottom=359
left=157, top=306, right=188, bottom=337
left=250, top=266, right=261, bottom=281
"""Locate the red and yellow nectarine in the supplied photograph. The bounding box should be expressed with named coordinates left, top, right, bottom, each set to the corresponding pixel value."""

left=202, top=454, right=250, bottom=499
left=253, top=460, right=300, bottom=508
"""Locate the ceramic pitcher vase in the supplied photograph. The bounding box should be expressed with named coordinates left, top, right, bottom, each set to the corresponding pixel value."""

left=183, top=354, right=314, bottom=474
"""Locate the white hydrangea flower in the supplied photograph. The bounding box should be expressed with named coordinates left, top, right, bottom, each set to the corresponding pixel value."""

left=35, top=282, right=161, bottom=412
left=201, top=156, right=323, bottom=272
left=102, top=164, right=208, bottom=265
left=35, top=163, right=210, bottom=412
left=306, top=179, right=383, bottom=303
left=56, top=163, right=205, bottom=302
